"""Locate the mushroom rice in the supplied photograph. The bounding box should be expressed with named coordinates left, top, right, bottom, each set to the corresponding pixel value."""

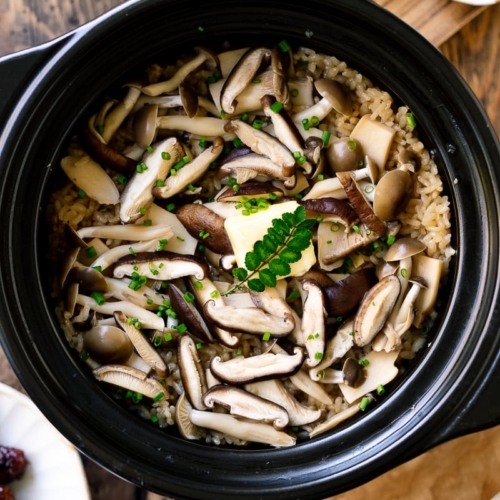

left=45, top=42, right=455, bottom=447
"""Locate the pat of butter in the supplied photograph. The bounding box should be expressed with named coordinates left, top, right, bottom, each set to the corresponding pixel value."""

left=224, top=201, right=316, bottom=277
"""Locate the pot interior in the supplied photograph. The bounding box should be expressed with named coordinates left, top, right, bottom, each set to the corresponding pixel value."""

left=0, top=0, right=499, bottom=498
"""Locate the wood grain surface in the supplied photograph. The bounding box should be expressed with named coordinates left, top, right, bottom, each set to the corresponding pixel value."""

left=0, top=1, right=499, bottom=500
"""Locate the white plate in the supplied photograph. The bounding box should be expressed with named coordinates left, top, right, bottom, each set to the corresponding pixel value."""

left=0, top=382, right=91, bottom=500
left=453, top=0, right=499, bottom=4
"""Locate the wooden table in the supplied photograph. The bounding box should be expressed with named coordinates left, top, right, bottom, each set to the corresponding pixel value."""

left=0, top=1, right=499, bottom=499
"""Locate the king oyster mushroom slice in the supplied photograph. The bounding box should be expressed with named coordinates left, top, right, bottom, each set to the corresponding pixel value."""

left=175, top=203, right=234, bottom=255
left=119, top=137, right=185, bottom=223
left=203, top=299, right=295, bottom=337
left=190, top=410, right=296, bottom=448
left=244, top=378, right=321, bottom=427
left=210, top=346, right=305, bottom=385
left=336, top=170, right=387, bottom=236
left=261, top=94, right=313, bottom=175
left=349, top=114, right=396, bottom=171
left=224, top=118, right=296, bottom=178
left=113, top=251, right=208, bottom=281
left=298, top=280, right=327, bottom=368
left=114, top=311, right=168, bottom=377
left=177, top=334, right=209, bottom=410
left=75, top=295, right=165, bottom=331
left=83, top=324, right=134, bottom=364
left=175, top=391, right=205, bottom=440
left=217, top=152, right=296, bottom=189
left=60, top=155, right=120, bottom=205
left=219, top=46, right=272, bottom=114
left=373, top=168, right=414, bottom=221
left=187, top=276, right=239, bottom=347
left=249, top=286, right=296, bottom=328
left=271, top=342, right=333, bottom=406
left=153, top=136, right=224, bottom=199
left=309, top=404, right=361, bottom=438
left=202, top=385, right=290, bottom=430
left=142, top=46, right=220, bottom=96
left=93, top=364, right=167, bottom=400
left=168, top=283, right=214, bottom=343
left=309, top=318, right=355, bottom=380
left=353, top=274, right=401, bottom=347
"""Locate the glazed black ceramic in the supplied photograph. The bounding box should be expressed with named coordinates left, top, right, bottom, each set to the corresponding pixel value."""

left=0, top=1, right=499, bottom=499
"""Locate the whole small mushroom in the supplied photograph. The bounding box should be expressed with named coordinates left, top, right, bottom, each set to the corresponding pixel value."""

left=83, top=325, right=134, bottom=364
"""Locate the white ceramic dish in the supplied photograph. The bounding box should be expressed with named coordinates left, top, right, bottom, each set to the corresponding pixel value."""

left=0, top=382, right=91, bottom=500
left=453, top=0, right=498, bottom=5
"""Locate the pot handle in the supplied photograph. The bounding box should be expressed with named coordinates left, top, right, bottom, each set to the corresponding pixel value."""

left=0, top=34, right=72, bottom=127
left=426, top=349, right=500, bottom=449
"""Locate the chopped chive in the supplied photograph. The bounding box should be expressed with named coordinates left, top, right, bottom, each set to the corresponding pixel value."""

left=234, top=349, right=243, bottom=356
left=286, top=290, right=300, bottom=300
left=132, top=392, right=143, bottom=404
left=91, top=291, right=105, bottom=306
left=155, top=179, right=165, bottom=187
left=377, top=384, right=386, bottom=395
left=85, top=246, right=97, bottom=258
left=330, top=223, right=340, bottom=232
left=359, top=397, right=371, bottom=411
left=210, top=290, right=219, bottom=298
left=92, top=265, right=102, bottom=273
left=153, top=336, right=162, bottom=347
left=314, top=352, right=323, bottom=360
left=157, top=239, right=168, bottom=250
left=176, top=323, right=187, bottom=334
left=143, top=219, right=152, bottom=226
left=269, top=192, right=277, bottom=200
left=77, top=189, right=86, bottom=198
left=387, top=235, right=396, bottom=245
left=262, top=332, right=271, bottom=341
left=270, top=101, right=284, bottom=113
left=146, top=145, right=153, bottom=153
left=129, top=246, right=136, bottom=256
left=310, top=116, right=319, bottom=126
left=364, top=184, right=375, bottom=194
left=352, top=225, right=360, bottom=234
left=233, top=138, right=243, bottom=148
left=347, top=140, right=357, bottom=150
left=187, top=184, right=196, bottom=192
left=400, top=268, right=408, bottom=278
left=291, top=88, right=299, bottom=98
left=153, top=392, right=165, bottom=402
left=322, top=130, right=331, bottom=145
left=184, top=292, right=195, bottom=303
left=163, top=332, right=173, bottom=342
left=176, top=236, right=185, bottom=242
left=150, top=415, right=159, bottom=423
left=166, top=203, right=176, bottom=212
left=198, top=136, right=207, bottom=147
left=406, top=112, right=416, bottom=129
left=317, top=174, right=324, bottom=181
left=196, top=342, right=203, bottom=349
left=302, top=118, right=310, bottom=131
left=252, top=119, right=263, bottom=129
left=358, top=358, right=370, bottom=366
left=118, top=175, right=128, bottom=185
left=278, top=39, right=291, bottom=52
left=161, top=152, right=171, bottom=160
left=240, top=113, right=249, bottom=122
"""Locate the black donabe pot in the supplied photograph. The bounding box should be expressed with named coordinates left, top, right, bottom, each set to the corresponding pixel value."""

left=0, top=1, right=499, bottom=498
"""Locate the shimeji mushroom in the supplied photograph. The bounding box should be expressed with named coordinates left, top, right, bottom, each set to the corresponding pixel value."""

left=189, top=410, right=296, bottom=448
left=244, top=378, right=321, bottom=427
left=119, top=137, right=185, bottom=223
left=313, top=357, right=366, bottom=388
left=113, top=251, right=209, bottom=282
left=60, top=154, right=120, bottom=205
left=177, top=334, right=209, bottom=410
left=93, top=364, right=167, bottom=401
left=302, top=159, right=378, bottom=201
left=101, top=80, right=144, bottom=143
left=373, top=169, right=414, bottom=221
left=153, top=137, right=224, bottom=199
left=219, top=46, right=272, bottom=114
left=349, top=114, right=396, bottom=171
left=132, top=104, right=159, bottom=149
left=224, top=118, right=296, bottom=178
left=292, top=79, right=352, bottom=138
left=202, top=385, right=290, bottom=430
left=353, top=274, right=401, bottom=347
left=114, top=311, right=168, bottom=377
left=75, top=295, right=165, bottom=331
left=156, top=115, right=233, bottom=141
left=326, top=137, right=365, bottom=173
left=142, top=46, right=220, bottom=96
left=83, top=324, right=134, bottom=364
left=249, top=286, right=296, bottom=332
left=203, top=299, right=295, bottom=338
left=338, top=349, right=400, bottom=404
left=209, top=347, right=305, bottom=385
left=103, top=276, right=167, bottom=309
left=90, top=240, right=159, bottom=272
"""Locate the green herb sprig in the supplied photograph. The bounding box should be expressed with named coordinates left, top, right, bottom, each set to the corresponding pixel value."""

left=223, top=205, right=315, bottom=295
